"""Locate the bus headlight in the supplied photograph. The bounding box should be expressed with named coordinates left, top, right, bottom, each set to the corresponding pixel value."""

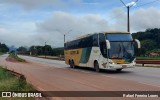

left=109, top=62, right=115, bottom=64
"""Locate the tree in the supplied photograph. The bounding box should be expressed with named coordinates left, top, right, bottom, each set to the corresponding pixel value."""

left=44, top=45, right=52, bottom=56
left=17, top=46, right=28, bottom=54
left=141, top=40, right=156, bottom=51
left=36, top=46, right=43, bottom=55
left=132, top=28, right=160, bottom=56
left=29, top=45, right=55, bottom=56
left=0, top=43, right=9, bottom=53
left=52, top=47, right=64, bottom=56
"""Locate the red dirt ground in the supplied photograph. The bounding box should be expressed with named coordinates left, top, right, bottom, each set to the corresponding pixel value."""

left=6, top=57, right=18, bottom=62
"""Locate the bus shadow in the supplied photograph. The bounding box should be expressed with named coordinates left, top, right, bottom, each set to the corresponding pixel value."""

left=100, top=69, right=133, bottom=74
left=68, top=66, right=133, bottom=74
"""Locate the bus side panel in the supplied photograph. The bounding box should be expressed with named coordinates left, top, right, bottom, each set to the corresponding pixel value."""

left=64, top=49, right=83, bottom=66
left=64, top=50, right=70, bottom=65
left=79, top=47, right=92, bottom=64
left=87, top=47, right=101, bottom=68
left=73, top=49, right=83, bottom=66
left=79, top=47, right=101, bottom=68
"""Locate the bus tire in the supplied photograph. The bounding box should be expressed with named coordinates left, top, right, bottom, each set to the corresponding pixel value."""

left=69, top=60, right=72, bottom=68
left=94, top=61, right=100, bottom=72
left=116, top=69, right=122, bottom=72
left=70, top=60, right=75, bottom=69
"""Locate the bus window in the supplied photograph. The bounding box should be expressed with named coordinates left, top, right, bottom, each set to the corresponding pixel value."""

left=93, top=34, right=98, bottom=46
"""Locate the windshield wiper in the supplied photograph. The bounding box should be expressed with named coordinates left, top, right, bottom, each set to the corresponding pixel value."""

left=117, top=43, right=123, bottom=58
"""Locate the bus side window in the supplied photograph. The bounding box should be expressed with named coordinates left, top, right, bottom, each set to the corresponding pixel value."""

left=93, top=34, right=98, bottom=46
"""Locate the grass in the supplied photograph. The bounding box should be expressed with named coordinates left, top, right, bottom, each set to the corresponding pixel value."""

left=136, top=56, right=160, bottom=60
left=0, top=52, right=4, bottom=56
left=9, top=53, right=26, bottom=62
left=0, top=67, right=35, bottom=100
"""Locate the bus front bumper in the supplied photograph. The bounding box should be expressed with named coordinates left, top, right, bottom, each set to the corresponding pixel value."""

left=106, top=62, right=136, bottom=70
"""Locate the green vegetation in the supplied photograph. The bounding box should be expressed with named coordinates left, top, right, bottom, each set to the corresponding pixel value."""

left=132, top=28, right=160, bottom=56
left=0, top=42, right=9, bottom=53
left=137, top=56, right=160, bottom=60
left=0, top=67, right=35, bottom=100
left=0, top=42, right=9, bottom=56
left=9, top=53, right=26, bottom=62
left=18, top=46, right=64, bottom=57
left=0, top=52, right=4, bottom=56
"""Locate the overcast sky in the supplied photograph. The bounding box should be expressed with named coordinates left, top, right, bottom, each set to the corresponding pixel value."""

left=0, top=0, right=160, bottom=47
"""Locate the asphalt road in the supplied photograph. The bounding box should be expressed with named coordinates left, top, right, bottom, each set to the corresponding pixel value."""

left=1, top=54, right=160, bottom=100
left=19, top=55, right=160, bottom=87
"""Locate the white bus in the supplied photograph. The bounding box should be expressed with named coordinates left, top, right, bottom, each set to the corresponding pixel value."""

left=64, top=32, right=141, bottom=72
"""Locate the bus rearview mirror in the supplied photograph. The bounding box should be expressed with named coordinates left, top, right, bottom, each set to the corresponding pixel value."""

left=135, top=39, right=141, bottom=49
left=106, top=40, right=111, bottom=49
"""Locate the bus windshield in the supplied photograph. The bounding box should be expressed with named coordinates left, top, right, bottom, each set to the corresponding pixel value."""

left=107, top=34, right=133, bottom=41
left=106, top=34, right=135, bottom=60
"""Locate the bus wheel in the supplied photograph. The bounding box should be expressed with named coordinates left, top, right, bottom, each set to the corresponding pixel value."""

left=116, top=69, right=122, bottom=72
left=69, top=60, right=72, bottom=68
left=70, top=60, right=75, bottom=69
left=94, top=61, right=100, bottom=72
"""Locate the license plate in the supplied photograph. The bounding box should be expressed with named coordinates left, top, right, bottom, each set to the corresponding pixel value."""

left=122, top=65, right=127, bottom=68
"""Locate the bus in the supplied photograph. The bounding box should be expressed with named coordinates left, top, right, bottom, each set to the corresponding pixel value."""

left=64, top=32, right=141, bottom=72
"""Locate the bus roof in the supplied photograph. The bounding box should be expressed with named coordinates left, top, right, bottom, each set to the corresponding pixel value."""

left=103, top=31, right=130, bottom=34
left=76, top=34, right=91, bottom=40
left=65, top=31, right=130, bottom=43
left=65, top=34, right=93, bottom=43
